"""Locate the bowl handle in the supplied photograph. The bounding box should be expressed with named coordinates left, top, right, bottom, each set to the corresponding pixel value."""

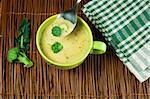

left=90, top=41, right=106, bottom=54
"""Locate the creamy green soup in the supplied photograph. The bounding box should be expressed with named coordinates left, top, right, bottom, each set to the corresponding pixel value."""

left=40, top=18, right=90, bottom=64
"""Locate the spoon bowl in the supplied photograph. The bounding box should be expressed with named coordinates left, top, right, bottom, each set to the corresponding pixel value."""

left=57, top=0, right=81, bottom=36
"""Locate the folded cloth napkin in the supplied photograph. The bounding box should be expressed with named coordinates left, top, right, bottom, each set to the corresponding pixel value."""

left=82, top=0, right=150, bottom=82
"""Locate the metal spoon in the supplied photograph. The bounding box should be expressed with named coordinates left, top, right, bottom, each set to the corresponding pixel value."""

left=57, top=0, right=81, bottom=36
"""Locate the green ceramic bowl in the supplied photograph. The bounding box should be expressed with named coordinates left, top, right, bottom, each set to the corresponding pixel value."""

left=36, top=15, right=106, bottom=69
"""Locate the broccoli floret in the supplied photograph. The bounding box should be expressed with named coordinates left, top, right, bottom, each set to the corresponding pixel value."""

left=51, top=42, right=63, bottom=53
left=52, top=26, right=62, bottom=37
left=8, top=47, right=33, bottom=67
left=8, top=47, right=19, bottom=62
left=7, top=18, right=33, bottom=68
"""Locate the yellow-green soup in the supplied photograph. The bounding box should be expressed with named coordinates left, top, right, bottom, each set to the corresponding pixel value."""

left=41, top=18, right=90, bottom=64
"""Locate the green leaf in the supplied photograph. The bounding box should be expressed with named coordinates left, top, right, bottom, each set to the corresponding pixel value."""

left=18, top=18, right=30, bottom=35
left=52, top=26, right=62, bottom=37
left=16, top=18, right=30, bottom=52
left=51, top=42, right=63, bottom=53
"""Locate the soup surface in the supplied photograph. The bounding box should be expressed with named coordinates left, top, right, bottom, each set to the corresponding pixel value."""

left=41, top=18, right=90, bottom=64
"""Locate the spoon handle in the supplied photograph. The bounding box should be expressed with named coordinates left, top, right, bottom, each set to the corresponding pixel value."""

left=74, top=0, right=81, bottom=8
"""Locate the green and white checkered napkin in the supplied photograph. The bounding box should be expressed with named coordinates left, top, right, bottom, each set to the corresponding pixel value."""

left=82, top=0, right=150, bottom=82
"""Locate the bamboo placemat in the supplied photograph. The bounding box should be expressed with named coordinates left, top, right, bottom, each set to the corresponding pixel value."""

left=0, top=0, right=150, bottom=98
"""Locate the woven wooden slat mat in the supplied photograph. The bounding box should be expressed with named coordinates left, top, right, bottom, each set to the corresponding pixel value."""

left=0, top=0, right=150, bottom=98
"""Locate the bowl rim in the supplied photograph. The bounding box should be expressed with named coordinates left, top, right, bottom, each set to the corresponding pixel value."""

left=36, top=14, right=93, bottom=67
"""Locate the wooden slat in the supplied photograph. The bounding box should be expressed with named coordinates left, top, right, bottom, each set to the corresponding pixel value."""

left=0, top=0, right=150, bottom=98
left=0, top=1, right=3, bottom=98
left=0, top=0, right=1, bottom=13
left=0, top=33, right=3, bottom=98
